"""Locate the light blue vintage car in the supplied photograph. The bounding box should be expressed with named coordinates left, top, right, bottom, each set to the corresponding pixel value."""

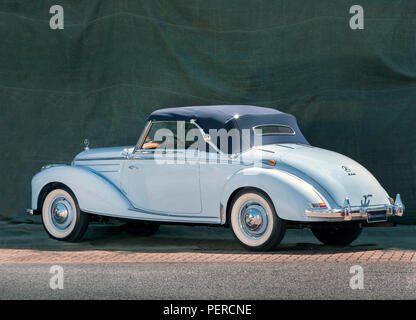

left=28, top=105, right=405, bottom=251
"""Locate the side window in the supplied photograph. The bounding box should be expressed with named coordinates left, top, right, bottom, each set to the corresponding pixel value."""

left=253, top=125, right=295, bottom=136
left=141, top=121, right=176, bottom=150
left=140, top=121, right=204, bottom=150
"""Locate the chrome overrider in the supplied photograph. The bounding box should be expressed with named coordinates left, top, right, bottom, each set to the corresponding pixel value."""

left=305, top=194, right=405, bottom=221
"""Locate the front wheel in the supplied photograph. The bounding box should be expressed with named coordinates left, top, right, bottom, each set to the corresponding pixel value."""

left=311, top=223, right=362, bottom=246
left=41, top=187, right=89, bottom=242
left=229, top=189, right=286, bottom=251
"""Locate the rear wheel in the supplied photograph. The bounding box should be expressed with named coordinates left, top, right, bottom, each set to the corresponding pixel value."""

left=311, top=223, right=362, bottom=246
left=124, top=221, right=160, bottom=237
left=41, top=187, right=89, bottom=242
left=229, top=189, right=286, bottom=251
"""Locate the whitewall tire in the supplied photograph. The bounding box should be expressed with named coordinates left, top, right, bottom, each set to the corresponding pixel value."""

left=41, top=187, right=89, bottom=242
left=230, top=189, right=286, bottom=251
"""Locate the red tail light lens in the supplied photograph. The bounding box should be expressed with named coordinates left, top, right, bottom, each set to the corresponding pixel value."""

left=310, top=202, right=327, bottom=209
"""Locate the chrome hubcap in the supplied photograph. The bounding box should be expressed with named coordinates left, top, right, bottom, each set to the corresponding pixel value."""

left=53, top=203, right=68, bottom=223
left=245, top=209, right=262, bottom=231
left=239, top=201, right=268, bottom=239
left=49, top=196, right=74, bottom=230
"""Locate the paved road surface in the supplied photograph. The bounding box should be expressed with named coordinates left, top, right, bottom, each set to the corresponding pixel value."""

left=1, top=262, right=415, bottom=299
left=0, top=223, right=415, bottom=299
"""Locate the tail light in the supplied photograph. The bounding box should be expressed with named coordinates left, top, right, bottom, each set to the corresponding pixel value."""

left=310, top=202, right=327, bottom=209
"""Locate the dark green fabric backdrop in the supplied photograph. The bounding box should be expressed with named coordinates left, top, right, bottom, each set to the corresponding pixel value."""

left=0, top=0, right=415, bottom=223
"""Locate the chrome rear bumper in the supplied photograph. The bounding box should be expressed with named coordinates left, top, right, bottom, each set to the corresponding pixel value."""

left=305, top=194, right=404, bottom=222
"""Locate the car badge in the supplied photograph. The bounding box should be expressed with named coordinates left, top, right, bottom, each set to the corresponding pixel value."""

left=361, top=194, right=372, bottom=206
left=342, top=165, right=356, bottom=176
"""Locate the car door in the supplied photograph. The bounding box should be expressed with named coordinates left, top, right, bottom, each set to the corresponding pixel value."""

left=123, top=120, right=202, bottom=215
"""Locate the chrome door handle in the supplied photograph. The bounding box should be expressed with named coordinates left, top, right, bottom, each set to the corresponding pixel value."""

left=128, top=165, right=138, bottom=170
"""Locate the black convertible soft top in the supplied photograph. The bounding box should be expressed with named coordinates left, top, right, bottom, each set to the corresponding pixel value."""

left=147, top=105, right=309, bottom=153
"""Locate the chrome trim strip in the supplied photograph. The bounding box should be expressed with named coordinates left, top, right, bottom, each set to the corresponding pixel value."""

left=135, top=150, right=185, bottom=155
left=41, top=164, right=67, bottom=171
left=74, top=157, right=126, bottom=161
left=77, top=163, right=120, bottom=167
left=82, top=209, right=219, bottom=224
left=257, top=148, right=275, bottom=153
left=274, top=144, right=295, bottom=149
left=128, top=207, right=214, bottom=219
left=128, top=203, right=208, bottom=218
left=220, top=203, right=226, bottom=225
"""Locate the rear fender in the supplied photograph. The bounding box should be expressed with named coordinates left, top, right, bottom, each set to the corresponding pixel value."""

left=222, top=167, right=327, bottom=222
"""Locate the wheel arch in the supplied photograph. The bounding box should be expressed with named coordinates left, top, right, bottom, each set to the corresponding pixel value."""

left=225, top=186, right=273, bottom=226
left=37, top=181, right=72, bottom=213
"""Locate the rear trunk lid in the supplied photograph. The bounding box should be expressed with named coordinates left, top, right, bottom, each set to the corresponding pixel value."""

left=260, top=144, right=390, bottom=207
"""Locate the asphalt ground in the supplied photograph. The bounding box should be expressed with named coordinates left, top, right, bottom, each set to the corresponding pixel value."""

left=1, top=262, right=415, bottom=299
left=0, top=221, right=415, bottom=299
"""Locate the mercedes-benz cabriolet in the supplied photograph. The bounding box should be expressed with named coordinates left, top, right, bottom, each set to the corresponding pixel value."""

left=28, top=105, right=404, bottom=251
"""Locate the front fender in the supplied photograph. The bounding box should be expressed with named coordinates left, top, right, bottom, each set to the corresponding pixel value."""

left=31, top=165, right=132, bottom=214
left=222, top=167, right=326, bottom=222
